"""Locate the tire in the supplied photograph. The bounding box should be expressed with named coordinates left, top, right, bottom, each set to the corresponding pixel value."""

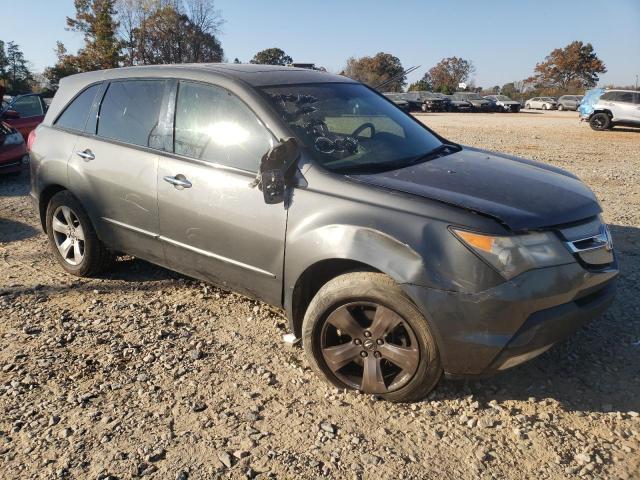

left=542, top=104, right=547, bottom=110
left=45, top=190, right=113, bottom=277
left=525, top=103, right=531, bottom=110
left=589, top=112, right=611, bottom=131
left=421, top=103, right=428, bottom=113
left=558, top=104, right=564, bottom=111
left=302, top=272, right=442, bottom=402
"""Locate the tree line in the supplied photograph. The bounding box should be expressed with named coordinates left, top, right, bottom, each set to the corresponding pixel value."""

left=0, top=0, right=616, bottom=99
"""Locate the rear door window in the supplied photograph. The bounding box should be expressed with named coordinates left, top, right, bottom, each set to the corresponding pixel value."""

left=55, top=84, right=101, bottom=132
left=97, top=79, right=169, bottom=148
left=12, top=95, right=44, bottom=117
left=613, top=91, right=634, bottom=103
left=174, top=81, right=274, bottom=172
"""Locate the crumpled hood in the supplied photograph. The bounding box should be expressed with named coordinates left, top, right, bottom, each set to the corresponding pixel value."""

left=579, top=88, right=604, bottom=117
left=349, top=147, right=601, bottom=231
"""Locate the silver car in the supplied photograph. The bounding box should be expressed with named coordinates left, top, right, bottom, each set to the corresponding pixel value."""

left=30, top=65, right=617, bottom=402
left=525, top=97, right=557, bottom=110
left=557, top=95, right=583, bottom=111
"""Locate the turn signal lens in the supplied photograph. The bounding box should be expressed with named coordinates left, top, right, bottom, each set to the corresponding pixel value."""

left=454, top=230, right=495, bottom=253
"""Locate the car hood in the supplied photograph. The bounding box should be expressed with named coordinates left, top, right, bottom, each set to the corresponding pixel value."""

left=349, top=147, right=601, bottom=231
left=498, top=100, right=520, bottom=105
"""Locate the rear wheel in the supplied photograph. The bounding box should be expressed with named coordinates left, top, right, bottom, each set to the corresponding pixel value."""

left=542, top=104, right=548, bottom=110
left=589, top=112, right=611, bottom=131
left=46, top=191, right=113, bottom=276
left=302, top=272, right=442, bottom=402
left=558, top=104, right=564, bottom=111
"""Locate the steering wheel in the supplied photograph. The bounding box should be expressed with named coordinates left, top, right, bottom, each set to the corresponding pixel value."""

left=351, top=122, right=376, bottom=138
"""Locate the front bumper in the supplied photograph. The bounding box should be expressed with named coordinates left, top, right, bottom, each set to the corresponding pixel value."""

left=403, top=260, right=618, bottom=377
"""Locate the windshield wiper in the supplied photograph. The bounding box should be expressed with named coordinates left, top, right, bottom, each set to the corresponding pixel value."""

left=407, top=143, right=461, bottom=166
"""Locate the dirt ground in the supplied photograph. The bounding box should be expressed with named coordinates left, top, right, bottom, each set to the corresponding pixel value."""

left=0, top=110, right=638, bottom=480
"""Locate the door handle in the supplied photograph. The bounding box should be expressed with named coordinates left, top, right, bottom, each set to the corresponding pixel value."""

left=163, top=175, right=192, bottom=189
left=75, top=149, right=95, bottom=161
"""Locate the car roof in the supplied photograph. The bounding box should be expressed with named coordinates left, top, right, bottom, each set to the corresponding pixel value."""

left=604, top=89, right=637, bottom=93
left=63, top=63, right=353, bottom=87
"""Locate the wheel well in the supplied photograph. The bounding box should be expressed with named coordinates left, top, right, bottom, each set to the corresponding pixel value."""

left=592, top=109, right=612, bottom=118
left=289, top=259, right=382, bottom=337
left=38, top=185, right=66, bottom=231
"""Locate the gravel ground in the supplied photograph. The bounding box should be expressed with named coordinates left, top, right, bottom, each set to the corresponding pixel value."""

left=0, top=110, right=639, bottom=480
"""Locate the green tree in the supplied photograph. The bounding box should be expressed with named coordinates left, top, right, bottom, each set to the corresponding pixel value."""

left=67, top=0, right=121, bottom=70
left=530, top=41, right=606, bottom=90
left=44, top=42, right=82, bottom=89
left=427, top=57, right=474, bottom=94
left=0, top=40, right=8, bottom=86
left=132, top=5, right=223, bottom=64
left=408, top=73, right=433, bottom=92
left=4, top=42, right=33, bottom=94
left=250, top=48, right=292, bottom=66
left=342, top=52, right=406, bottom=91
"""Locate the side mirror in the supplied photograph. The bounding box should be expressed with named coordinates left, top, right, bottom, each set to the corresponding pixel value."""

left=2, top=110, right=20, bottom=120
left=253, top=137, right=300, bottom=205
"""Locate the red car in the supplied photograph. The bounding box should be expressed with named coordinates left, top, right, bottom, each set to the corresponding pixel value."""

left=0, top=121, right=29, bottom=174
left=1, top=93, right=47, bottom=141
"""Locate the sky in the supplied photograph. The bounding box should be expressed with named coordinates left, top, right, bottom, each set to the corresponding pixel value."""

left=2, top=0, right=639, bottom=88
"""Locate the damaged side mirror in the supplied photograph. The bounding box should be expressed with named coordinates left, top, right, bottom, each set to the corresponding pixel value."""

left=252, top=137, right=300, bottom=205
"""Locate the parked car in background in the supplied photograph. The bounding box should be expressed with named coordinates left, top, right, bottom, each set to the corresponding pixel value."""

left=445, top=94, right=473, bottom=111
left=484, top=95, right=521, bottom=112
left=452, top=92, right=492, bottom=111
left=579, top=88, right=640, bottom=131
left=402, top=91, right=450, bottom=112
left=557, top=95, right=583, bottom=111
left=30, top=64, right=617, bottom=401
left=0, top=93, right=48, bottom=141
left=525, top=97, right=558, bottom=110
left=382, top=92, right=411, bottom=112
left=0, top=121, right=29, bottom=174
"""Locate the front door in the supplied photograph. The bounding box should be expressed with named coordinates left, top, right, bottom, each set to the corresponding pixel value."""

left=158, top=80, right=287, bottom=305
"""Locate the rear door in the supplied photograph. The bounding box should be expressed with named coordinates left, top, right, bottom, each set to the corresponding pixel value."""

left=157, top=80, right=287, bottom=305
left=607, top=91, right=637, bottom=122
left=68, top=79, right=173, bottom=264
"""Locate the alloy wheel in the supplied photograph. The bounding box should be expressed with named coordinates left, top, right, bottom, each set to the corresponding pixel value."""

left=320, top=302, right=420, bottom=394
left=51, top=206, right=85, bottom=266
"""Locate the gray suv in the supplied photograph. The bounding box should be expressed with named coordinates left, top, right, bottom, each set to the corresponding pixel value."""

left=30, top=65, right=618, bottom=402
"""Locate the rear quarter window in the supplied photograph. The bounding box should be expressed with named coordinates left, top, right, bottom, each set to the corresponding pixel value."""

left=55, top=84, right=101, bottom=132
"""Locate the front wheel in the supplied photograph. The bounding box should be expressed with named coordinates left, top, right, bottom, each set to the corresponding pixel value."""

left=589, top=112, right=611, bottom=131
left=558, top=104, right=564, bottom=111
left=302, top=272, right=442, bottom=402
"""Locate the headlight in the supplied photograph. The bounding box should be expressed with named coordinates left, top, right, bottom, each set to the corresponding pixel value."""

left=3, top=132, right=24, bottom=145
left=451, top=228, right=575, bottom=279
